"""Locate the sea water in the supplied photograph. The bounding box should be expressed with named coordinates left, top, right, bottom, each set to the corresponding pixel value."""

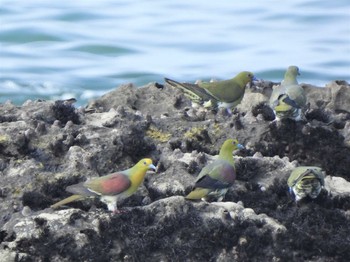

left=0, top=0, right=349, bottom=106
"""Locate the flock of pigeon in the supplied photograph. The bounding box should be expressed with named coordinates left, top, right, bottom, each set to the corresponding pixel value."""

left=51, top=66, right=325, bottom=213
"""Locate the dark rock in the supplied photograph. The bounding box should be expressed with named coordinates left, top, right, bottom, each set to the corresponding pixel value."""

left=252, top=102, right=276, bottom=121
left=51, top=100, right=81, bottom=125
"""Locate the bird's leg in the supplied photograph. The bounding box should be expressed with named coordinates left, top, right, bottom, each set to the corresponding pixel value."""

left=217, top=196, right=224, bottom=202
left=107, top=203, right=117, bottom=212
left=109, top=203, right=128, bottom=214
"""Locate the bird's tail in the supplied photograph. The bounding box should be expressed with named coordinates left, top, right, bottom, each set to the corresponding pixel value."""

left=164, top=78, right=215, bottom=104
left=185, top=188, right=211, bottom=200
left=50, top=194, right=84, bottom=209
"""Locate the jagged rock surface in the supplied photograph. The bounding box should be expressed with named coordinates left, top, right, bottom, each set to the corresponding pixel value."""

left=0, top=80, right=349, bottom=261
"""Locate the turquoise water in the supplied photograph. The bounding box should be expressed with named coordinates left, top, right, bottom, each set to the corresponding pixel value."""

left=0, top=0, right=349, bottom=106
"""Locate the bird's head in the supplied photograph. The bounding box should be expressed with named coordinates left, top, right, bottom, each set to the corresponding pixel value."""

left=221, top=139, right=244, bottom=153
left=236, top=71, right=257, bottom=88
left=136, top=158, right=156, bottom=172
left=237, top=71, right=256, bottom=83
left=286, top=66, right=300, bottom=77
left=219, top=139, right=244, bottom=161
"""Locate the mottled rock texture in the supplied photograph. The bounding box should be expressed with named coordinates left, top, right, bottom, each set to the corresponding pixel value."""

left=0, top=80, right=349, bottom=262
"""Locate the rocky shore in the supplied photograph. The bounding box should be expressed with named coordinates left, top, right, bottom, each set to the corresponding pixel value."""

left=0, top=79, right=350, bottom=261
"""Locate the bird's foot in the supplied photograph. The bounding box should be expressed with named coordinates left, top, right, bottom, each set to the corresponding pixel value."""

left=226, top=108, right=233, bottom=116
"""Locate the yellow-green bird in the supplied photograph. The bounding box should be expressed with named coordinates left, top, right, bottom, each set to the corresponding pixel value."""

left=186, top=139, right=244, bottom=201
left=165, top=71, right=256, bottom=113
left=269, top=66, right=306, bottom=121
left=51, top=158, right=156, bottom=212
left=287, top=166, right=325, bottom=202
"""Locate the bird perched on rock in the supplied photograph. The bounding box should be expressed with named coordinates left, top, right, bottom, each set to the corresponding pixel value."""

left=287, top=166, right=325, bottom=202
left=51, top=158, right=156, bottom=212
left=165, top=71, right=256, bottom=114
left=186, top=139, right=244, bottom=201
left=269, top=66, right=306, bottom=121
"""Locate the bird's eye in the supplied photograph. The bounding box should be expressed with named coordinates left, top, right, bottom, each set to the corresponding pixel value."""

left=143, top=161, right=147, bottom=165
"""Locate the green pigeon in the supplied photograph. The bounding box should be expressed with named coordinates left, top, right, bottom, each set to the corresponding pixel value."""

left=269, top=66, right=306, bottom=121
left=165, top=71, right=256, bottom=113
left=287, top=166, right=325, bottom=202
left=51, top=158, right=156, bottom=212
left=186, top=139, right=244, bottom=201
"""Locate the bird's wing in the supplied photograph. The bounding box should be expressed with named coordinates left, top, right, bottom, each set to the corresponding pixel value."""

left=278, top=94, right=300, bottom=108
left=165, top=78, right=217, bottom=103
left=200, top=79, right=245, bottom=103
left=83, top=172, right=131, bottom=196
left=66, top=182, right=99, bottom=196
left=285, top=85, right=306, bottom=108
left=194, top=161, right=235, bottom=189
left=309, top=168, right=325, bottom=186
left=269, top=84, right=287, bottom=105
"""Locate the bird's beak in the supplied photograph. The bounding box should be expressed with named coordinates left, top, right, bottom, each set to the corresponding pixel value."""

left=149, top=164, right=157, bottom=171
left=237, top=144, right=245, bottom=150
left=249, top=76, right=259, bottom=88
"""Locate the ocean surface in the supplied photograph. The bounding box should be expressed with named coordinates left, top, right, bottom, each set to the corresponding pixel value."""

left=1, top=0, right=349, bottom=106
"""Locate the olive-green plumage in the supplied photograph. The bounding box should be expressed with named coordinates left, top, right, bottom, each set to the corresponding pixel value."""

left=165, top=71, right=255, bottom=112
left=269, top=66, right=306, bottom=121
left=51, top=158, right=156, bottom=212
left=287, top=166, right=325, bottom=202
left=186, top=139, right=243, bottom=201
